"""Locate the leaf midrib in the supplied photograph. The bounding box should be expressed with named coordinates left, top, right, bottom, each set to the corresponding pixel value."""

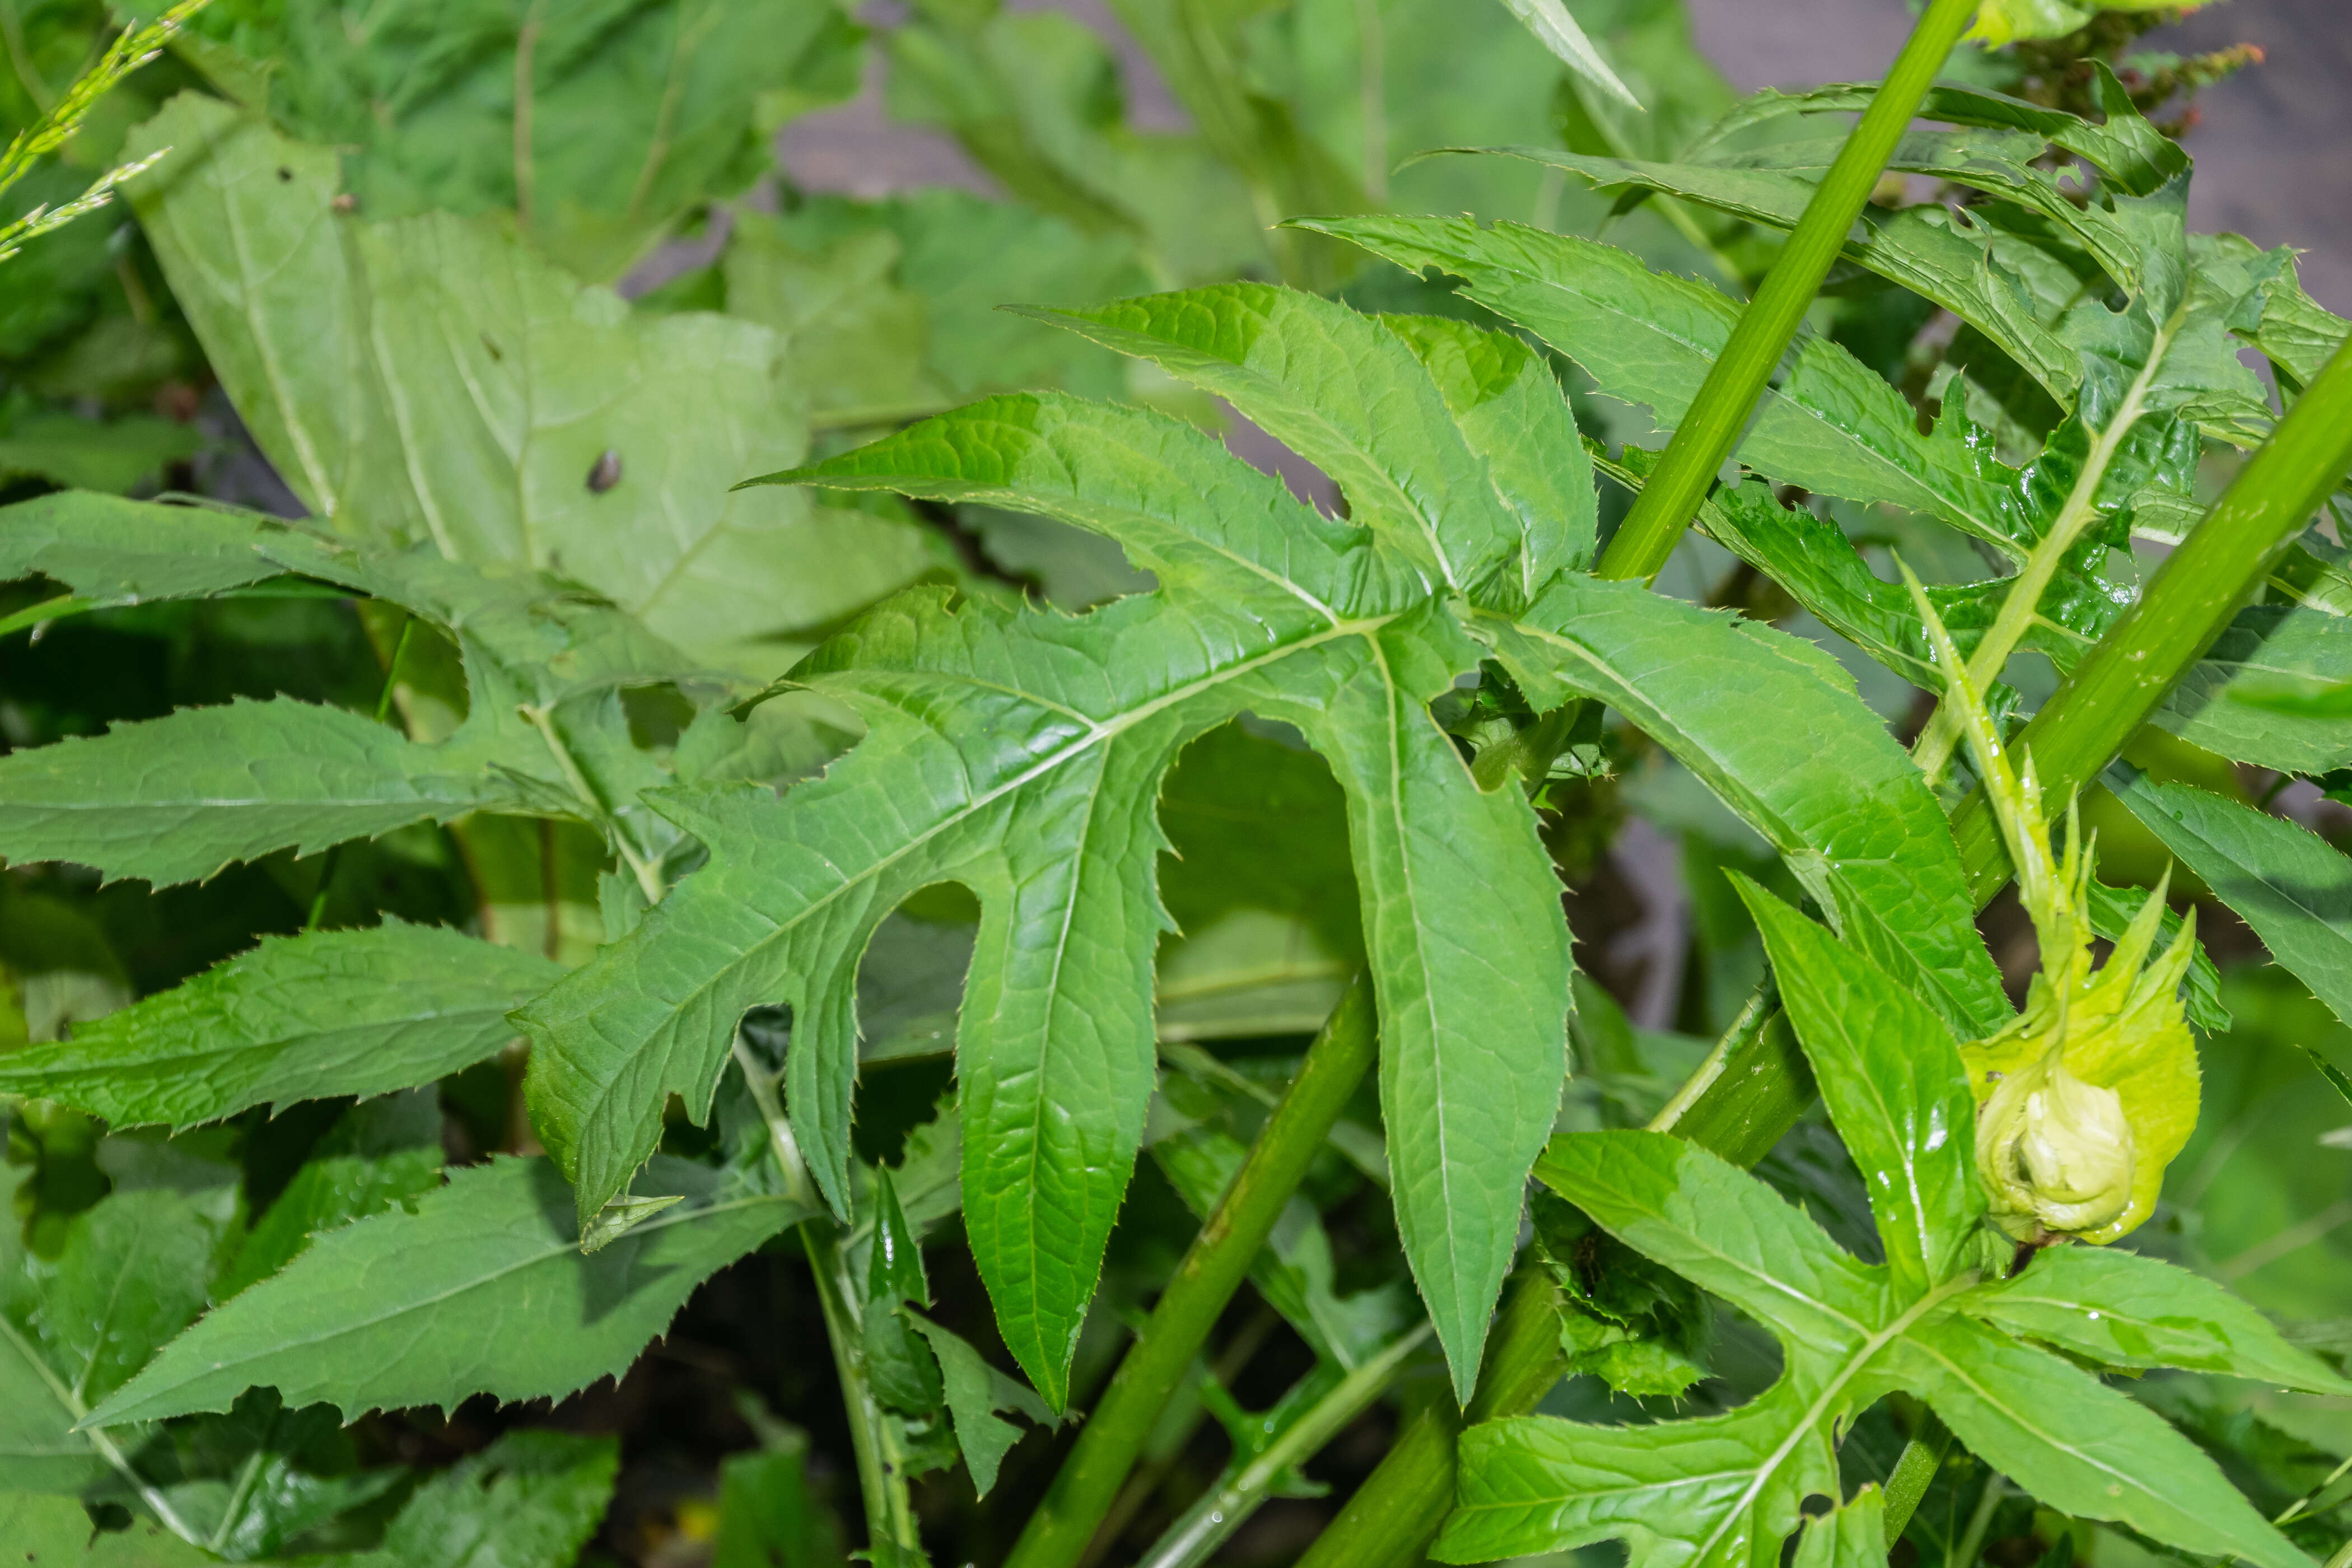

left=571, top=613, right=1401, bottom=1140
left=89, top=1187, right=794, bottom=1425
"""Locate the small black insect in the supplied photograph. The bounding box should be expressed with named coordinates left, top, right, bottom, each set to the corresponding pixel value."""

left=587, top=449, right=623, bottom=493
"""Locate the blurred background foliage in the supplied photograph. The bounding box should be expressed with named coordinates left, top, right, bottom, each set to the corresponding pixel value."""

left=0, top=1, right=2346, bottom=1564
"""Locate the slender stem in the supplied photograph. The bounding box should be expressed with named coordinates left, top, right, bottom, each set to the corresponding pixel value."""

left=208, top=1408, right=275, bottom=1552
left=511, top=1, right=542, bottom=236
left=1952, top=1473, right=2008, bottom=1568
left=1593, top=0, right=1979, bottom=584
left=1646, top=979, right=1774, bottom=1134
left=518, top=702, right=664, bottom=905
left=2275, top=1449, right=2352, bottom=1528
left=3, top=1314, right=202, bottom=1545
left=1136, top=1323, right=1432, bottom=1568
left=1005, top=977, right=1380, bottom=1568
left=1912, top=305, right=2185, bottom=780
left=1880, top=1408, right=1955, bottom=1543
left=1949, top=333, right=2352, bottom=903
left=731, top=1039, right=923, bottom=1560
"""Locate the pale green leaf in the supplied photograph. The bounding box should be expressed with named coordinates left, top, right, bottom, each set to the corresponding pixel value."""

left=1016, top=284, right=1550, bottom=605
left=1453, top=146, right=2082, bottom=403
left=0, top=489, right=291, bottom=606
left=85, top=1159, right=810, bottom=1427
left=0, top=697, right=513, bottom=888
left=1888, top=1315, right=2303, bottom=1566
left=123, top=94, right=940, bottom=676
left=1443, top=1125, right=2311, bottom=1568
left=165, top=0, right=863, bottom=283
left=0, top=924, right=562, bottom=1128
left=1494, top=0, right=1640, bottom=111
left=2156, top=605, right=2352, bottom=774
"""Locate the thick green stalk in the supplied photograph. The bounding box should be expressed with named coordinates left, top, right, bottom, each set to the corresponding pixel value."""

left=1882, top=1409, right=1957, bottom=1542
left=1593, top=0, right=1980, bottom=584
left=1005, top=977, right=1380, bottom=1568
left=1949, top=333, right=2352, bottom=902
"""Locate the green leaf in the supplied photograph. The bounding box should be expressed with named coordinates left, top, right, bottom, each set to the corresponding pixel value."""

left=2116, top=774, right=2352, bottom=1029
left=0, top=924, right=563, bottom=1128
left=212, top=1093, right=445, bottom=1301
left=1959, top=1245, right=2352, bottom=1392
left=1479, top=573, right=2011, bottom=1041
left=0, top=1492, right=221, bottom=1564
left=169, top=0, right=863, bottom=283
left=726, top=191, right=1149, bottom=415
left=123, top=95, right=940, bottom=676
left=1736, top=880, right=1985, bottom=1295
left=711, top=1425, right=849, bottom=1568
left=84, top=1159, right=810, bottom=1428
left=2156, top=605, right=2352, bottom=774
left=1300, top=213, right=2038, bottom=557
left=1452, top=146, right=2082, bottom=404
left=0, top=412, right=200, bottom=495
left=1016, top=284, right=1569, bottom=608
left=0, top=697, right=512, bottom=888
left=1, top=1180, right=217, bottom=1496
left=530, top=326, right=1574, bottom=1401
left=1886, top=1314, right=2303, bottom=1564
left=1968, top=0, right=2196, bottom=46
left=1492, top=0, right=1640, bottom=111
left=340, top=1430, right=619, bottom=1568
left=1440, top=1126, right=2309, bottom=1568
left=906, top=1313, right=1052, bottom=1498
left=0, top=490, right=292, bottom=607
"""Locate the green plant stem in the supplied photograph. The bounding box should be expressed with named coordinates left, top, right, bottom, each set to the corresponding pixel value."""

left=1912, top=302, right=2187, bottom=781
left=1004, top=976, right=1380, bottom=1568
left=1135, top=1323, right=1434, bottom=1568
left=1298, top=337, right=2352, bottom=1566
left=1592, top=0, right=1979, bottom=584
left=1293, top=992, right=1809, bottom=1568
left=1881, top=1408, right=1956, bottom=1543
left=1949, top=333, right=2352, bottom=903
left=517, top=701, right=665, bottom=906
left=732, top=1039, right=922, bottom=1562
left=1952, top=1473, right=2008, bottom=1568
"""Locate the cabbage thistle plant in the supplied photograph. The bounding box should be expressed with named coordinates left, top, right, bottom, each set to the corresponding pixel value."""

left=3, top=1, right=2352, bottom=1566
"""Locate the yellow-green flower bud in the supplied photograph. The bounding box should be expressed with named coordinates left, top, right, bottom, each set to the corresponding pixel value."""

left=1976, top=1044, right=2136, bottom=1241
left=1903, top=563, right=2202, bottom=1245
